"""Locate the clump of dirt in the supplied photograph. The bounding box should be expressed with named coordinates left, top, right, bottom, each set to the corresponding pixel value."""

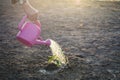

left=44, top=63, right=59, bottom=71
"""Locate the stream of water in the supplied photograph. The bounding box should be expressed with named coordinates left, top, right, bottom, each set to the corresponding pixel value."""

left=39, top=39, right=68, bottom=74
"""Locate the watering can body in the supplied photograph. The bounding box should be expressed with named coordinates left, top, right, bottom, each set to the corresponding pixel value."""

left=16, top=16, right=51, bottom=47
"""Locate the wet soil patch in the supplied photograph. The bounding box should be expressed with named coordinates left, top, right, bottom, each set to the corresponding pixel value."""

left=44, top=63, right=59, bottom=71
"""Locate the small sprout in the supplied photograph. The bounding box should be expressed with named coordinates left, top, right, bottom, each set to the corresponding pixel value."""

left=48, top=55, right=63, bottom=67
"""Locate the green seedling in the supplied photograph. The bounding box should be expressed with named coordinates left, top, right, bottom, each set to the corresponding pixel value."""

left=48, top=55, right=63, bottom=67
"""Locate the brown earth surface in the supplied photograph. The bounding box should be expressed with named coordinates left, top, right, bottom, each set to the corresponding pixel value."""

left=0, top=0, right=120, bottom=80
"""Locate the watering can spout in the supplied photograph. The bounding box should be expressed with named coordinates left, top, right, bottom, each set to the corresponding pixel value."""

left=35, top=39, right=51, bottom=46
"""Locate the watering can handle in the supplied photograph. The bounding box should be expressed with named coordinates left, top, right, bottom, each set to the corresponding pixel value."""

left=18, top=15, right=27, bottom=30
left=18, top=15, right=41, bottom=30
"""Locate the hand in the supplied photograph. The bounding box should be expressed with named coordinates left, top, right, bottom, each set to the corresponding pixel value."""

left=27, top=9, right=39, bottom=22
left=11, top=0, right=18, bottom=4
left=22, top=0, right=39, bottom=21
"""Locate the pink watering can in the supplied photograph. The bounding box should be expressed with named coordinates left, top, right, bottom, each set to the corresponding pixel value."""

left=16, top=15, right=51, bottom=47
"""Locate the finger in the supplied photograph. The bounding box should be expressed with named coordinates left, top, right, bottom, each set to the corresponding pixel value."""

left=28, top=16, right=35, bottom=21
left=28, top=13, right=39, bottom=21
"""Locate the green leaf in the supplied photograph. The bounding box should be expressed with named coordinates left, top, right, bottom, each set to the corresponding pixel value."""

left=48, top=55, right=63, bottom=67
